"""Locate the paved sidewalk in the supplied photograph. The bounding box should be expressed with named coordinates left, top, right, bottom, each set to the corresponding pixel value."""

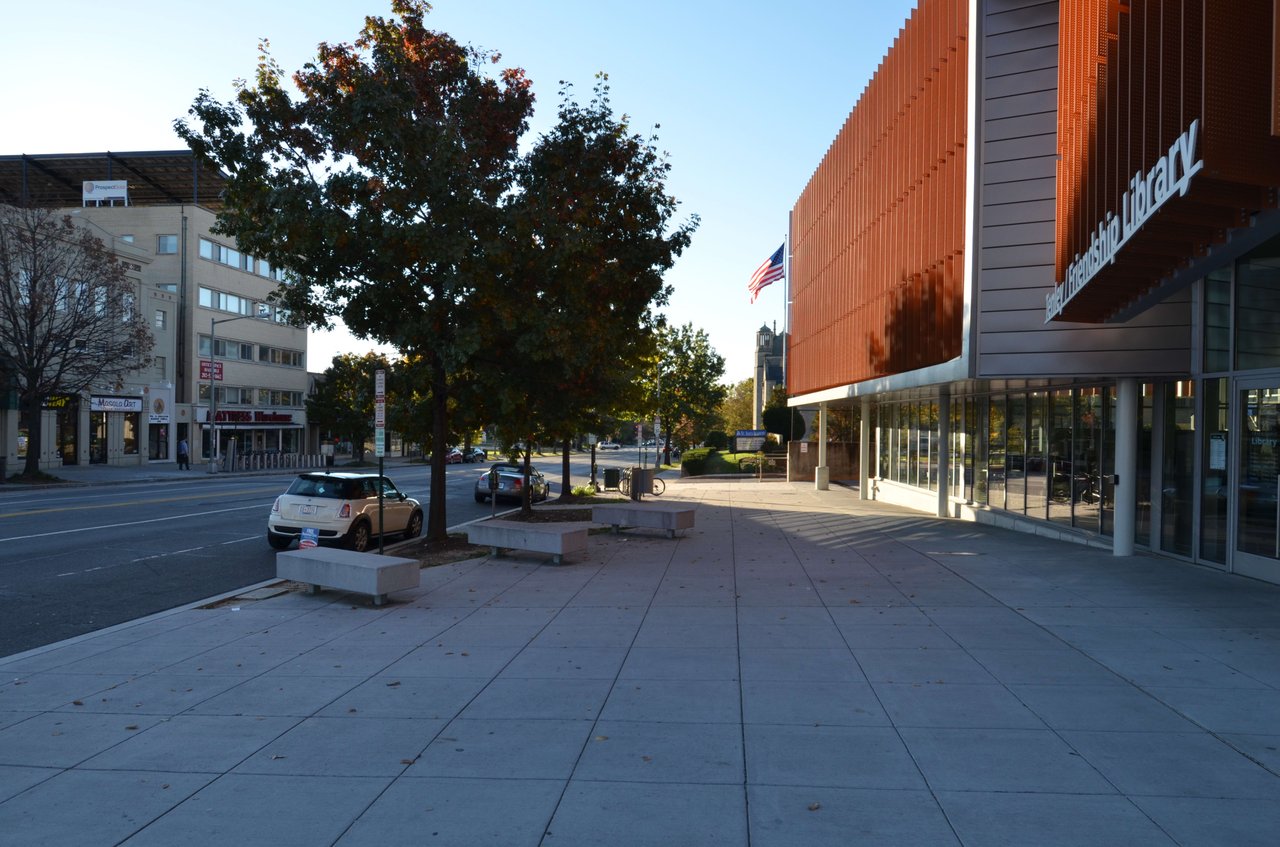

left=4, top=480, right=1280, bottom=845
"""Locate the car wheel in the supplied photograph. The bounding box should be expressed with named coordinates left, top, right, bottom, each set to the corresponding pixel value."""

left=347, top=520, right=372, bottom=552
left=405, top=510, right=423, bottom=539
left=267, top=531, right=292, bottom=550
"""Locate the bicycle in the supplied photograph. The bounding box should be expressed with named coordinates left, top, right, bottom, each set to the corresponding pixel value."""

left=619, top=468, right=664, bottom=497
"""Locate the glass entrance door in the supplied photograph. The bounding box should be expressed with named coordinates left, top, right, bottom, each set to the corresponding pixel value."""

left=1234, top=378, right=1280, bottom=581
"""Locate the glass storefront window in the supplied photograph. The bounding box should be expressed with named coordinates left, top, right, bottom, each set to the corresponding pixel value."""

left=1027, top=392, right=1047, bottom=519
left=1006, top=395, right=1026, bottom=514
left=1200, top=378, right=1229, bottom=563
left=987, top=396, right=1006, bottom=509
left=1075, top=388, right=1103, bottom=533
left=122, top=413, right=139, bottom=455
left=1136, top=384, right=1154, bottom=546
left=925, top=401, right=939, bottom=492
left=897, top=404, right=908, bottom=482
left=1049, top=390, right=1074, bottom=526
left=1204, top=268, right=1231, bottom=372
left=1160, top=381, right=1197, bottom=557
left=974, top=398, right=989, bottom=505
left=1235, top=233, right=1280, bottom=371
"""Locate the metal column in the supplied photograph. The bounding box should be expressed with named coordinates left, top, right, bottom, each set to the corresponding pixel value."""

left=815, top=403, right=829, bottom=490
left=1113, top=378, right=1138, bottom=556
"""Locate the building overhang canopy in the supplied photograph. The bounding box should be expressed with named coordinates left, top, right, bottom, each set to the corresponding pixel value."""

left=0, top=150, right=226, bottom=209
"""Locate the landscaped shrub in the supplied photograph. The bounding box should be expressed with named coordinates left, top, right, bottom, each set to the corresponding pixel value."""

left=704, top=431, right=729, bottom=451
left=681, top=447, right=713, bottom=476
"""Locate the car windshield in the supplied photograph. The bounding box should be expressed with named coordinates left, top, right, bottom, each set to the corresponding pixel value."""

left=286, top=476, right=355, bottom=499
left=491, top=464, right=522, bottom=474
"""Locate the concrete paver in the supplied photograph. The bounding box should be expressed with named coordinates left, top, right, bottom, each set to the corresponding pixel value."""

left=3, top=478, right=1280, bottom=844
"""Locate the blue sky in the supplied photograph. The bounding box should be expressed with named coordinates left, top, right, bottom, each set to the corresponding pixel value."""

left=2, top=0, right=918, bottom=382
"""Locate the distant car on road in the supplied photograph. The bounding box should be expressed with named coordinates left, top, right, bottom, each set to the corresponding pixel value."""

left=268, top=472, right=423, bottom=552
left=474, top=462, right=550, bottom=504
left=597, top=440, right=621, bottom=450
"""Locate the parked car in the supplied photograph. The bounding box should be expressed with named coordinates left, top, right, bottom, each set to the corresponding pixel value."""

left=442, top=448, right=464, bottom=464
left=474, top=462, right=550, bottom=504
left=267, top=472, right=423, bottom=552
left=598, top=440, right=621, bottom=450
left=463, top=446, right=487, bottom=463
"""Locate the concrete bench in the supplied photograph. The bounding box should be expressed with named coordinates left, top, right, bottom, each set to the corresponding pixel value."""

left=592, top=502, right=696, bottom=539
left=466, top=520, right=590, bottom=564
left=276, top=547, right=420, bottom=606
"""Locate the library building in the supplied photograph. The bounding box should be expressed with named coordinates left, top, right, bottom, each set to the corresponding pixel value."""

left=787, top=1, right=1280, bottom=583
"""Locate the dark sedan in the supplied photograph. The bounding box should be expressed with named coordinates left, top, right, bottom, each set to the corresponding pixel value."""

left=474, top=462, right=550, bottom=504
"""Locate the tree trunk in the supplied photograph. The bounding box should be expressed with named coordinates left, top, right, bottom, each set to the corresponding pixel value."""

left=21, top=390, right=42, bottom=477
left=560, top=438, right=571, bottom=500
left=521, top=441, right=533, bottom=515
left=426, top=355, right=449, bottom=542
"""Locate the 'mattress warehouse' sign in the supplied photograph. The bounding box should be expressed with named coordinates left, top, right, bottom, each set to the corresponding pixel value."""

left=1046, top=121, right=1203, bottom=322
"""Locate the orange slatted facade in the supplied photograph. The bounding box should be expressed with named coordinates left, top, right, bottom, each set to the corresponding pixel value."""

left=788, top=0, right=968, bottom=397
left=1053, top=0, right=1280, bottom=322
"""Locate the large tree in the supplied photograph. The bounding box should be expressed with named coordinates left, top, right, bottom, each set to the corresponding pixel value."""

left=717, top=377, right=755, bottom=435
left=653, top=323, right=726, bottom=461
left=0, top=205, right=153, bottom=477
left=307, top=351, right=393, bottom=463
left=176, top=1, right=534, bottom=540
left=482, top=79, right=696, bottom=506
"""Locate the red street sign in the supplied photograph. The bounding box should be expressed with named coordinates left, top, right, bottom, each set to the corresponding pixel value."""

left=199, top=360, right=224, bottom=381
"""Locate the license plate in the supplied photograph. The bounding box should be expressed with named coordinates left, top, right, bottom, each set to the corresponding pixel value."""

left=299, top=504, right=316, bottom=515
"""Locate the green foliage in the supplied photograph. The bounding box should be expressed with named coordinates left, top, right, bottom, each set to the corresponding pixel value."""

left=480, top=77, right=697, bottom=504
left=762, top=386, right=805, bottom=445
left=680, top=447, right=754, bottom=476
left=176, top=2, right=535, bottom=540
left=704, top=430, right=729, bottom=451
left=570, top=484, right=598, bottom=497
left=679, top=447, right=713, bottom=476
left=307, top=352, right=394, bottom=462
left=651, top=324, right=726, bottom=447
left=717, top=377, right=755, bottom=435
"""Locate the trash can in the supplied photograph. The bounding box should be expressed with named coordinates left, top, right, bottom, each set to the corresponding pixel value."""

left=629, top=467, right=650, bottom=501
left=603, top=467, right=621, bottom=490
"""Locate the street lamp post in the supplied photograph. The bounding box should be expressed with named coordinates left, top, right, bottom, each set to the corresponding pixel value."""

left=206, top=314, right=254, bottom=474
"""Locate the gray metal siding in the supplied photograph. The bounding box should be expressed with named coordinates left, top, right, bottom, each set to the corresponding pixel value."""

left=974, top=0, right=1191, bottom=379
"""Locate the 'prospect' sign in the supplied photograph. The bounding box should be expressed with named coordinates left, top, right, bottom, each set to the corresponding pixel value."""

left=1046, top=120, right=1204, bottom=322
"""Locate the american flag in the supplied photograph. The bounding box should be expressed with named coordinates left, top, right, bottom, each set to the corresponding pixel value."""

left=748, top=243, right=785, bottom=303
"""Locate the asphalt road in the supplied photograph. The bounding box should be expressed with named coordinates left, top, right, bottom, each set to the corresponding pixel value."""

left=0, top=450, right=649, bottom=657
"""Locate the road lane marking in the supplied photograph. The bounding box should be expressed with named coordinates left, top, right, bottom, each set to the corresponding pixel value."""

left=0, top=487, right=271, bottom=519
left=1, top=503, right=267, bottom=542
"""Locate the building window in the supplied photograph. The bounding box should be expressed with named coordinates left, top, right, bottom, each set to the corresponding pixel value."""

left=198, top=335, right=254, bottom=361
left=122, top=412, right=140, bottom=454
left=157, top=234, right=178, bottom=254
left=259, top=346, right=303, bottom=368
left=155, top=309, right=167, bottom=330
left=198, top=286, right=254, bottom=317
left=154, top=355, right=166, bottom=376
left=120, top=234, right=135, bottom=244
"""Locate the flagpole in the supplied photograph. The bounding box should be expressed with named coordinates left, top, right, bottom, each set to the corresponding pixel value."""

left=782, top=219, right=790, bottom=398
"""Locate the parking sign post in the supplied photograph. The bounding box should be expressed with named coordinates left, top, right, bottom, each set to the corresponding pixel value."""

left=375, top=369, right=386, bottom=554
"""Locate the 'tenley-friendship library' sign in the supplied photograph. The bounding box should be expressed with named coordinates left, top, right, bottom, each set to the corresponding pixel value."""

left=1045, top=121, right=1204, bottom=322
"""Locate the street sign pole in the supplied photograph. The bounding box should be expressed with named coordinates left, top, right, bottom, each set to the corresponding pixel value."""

left=375, top=369, right=386, bottom=555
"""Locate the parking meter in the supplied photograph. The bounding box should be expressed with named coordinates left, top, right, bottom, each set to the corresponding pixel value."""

left=488, top=468, right=500, bottom=517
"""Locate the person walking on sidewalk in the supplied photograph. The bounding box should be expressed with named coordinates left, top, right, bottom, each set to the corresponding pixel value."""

left=177, top=438, right=190, bottom=470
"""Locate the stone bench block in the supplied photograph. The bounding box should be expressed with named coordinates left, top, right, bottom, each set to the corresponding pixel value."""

left=277, top=547, right=419, bottom=606
left=466, top=520, right=590, bottom=564
left=592, top=502, right=697, bottom=538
